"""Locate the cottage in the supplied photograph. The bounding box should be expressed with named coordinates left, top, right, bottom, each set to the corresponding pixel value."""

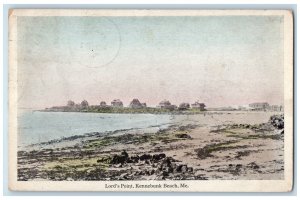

left=191, top=101, right=206, bottom=111
left=129, top=98, right=143, bottom=109
left=157, top=100, right=176, bottom=110
left=269, top=105, right=284, bottom=112
left=157, top=100, right=171, bottom=108
left=238, top=105, right=250, bottom=111
left=111, top=99, right=123, bottom=108
left=179, top=103, right=190, bottom=110
left=249, top=102, right=269, bottom=111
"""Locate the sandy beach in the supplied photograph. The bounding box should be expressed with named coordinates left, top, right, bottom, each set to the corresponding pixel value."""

left=17, top=111, right=284, bottom=181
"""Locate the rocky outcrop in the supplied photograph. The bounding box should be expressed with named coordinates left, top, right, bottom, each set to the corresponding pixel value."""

left=103, top=151, right=202, bottom=180
left=269, top=114, right=284, bottom=130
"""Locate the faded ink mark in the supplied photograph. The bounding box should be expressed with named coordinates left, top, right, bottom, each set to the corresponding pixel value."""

left=84, top=17, right=122, bottom=69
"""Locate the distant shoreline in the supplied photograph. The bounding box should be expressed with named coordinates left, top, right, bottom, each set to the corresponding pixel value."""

left=40, top=107, right=208, bottom=115
left=39, top=108, right=281, bottom=115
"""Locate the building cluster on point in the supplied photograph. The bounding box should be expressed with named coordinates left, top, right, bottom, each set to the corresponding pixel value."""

left=64, top=98, right=207, bottom=111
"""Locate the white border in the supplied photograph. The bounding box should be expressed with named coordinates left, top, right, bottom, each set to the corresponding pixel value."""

left=8, top=9, right=294, bottom=192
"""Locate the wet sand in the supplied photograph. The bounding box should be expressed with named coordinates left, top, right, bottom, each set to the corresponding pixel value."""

left=17, top=111, right=284, bottom=181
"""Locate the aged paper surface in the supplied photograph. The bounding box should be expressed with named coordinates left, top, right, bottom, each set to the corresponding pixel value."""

left=9, top=9, right=293, bottom=192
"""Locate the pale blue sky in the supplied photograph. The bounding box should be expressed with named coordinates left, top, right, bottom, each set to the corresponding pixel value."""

left=17, top=16, right=284, bottom=108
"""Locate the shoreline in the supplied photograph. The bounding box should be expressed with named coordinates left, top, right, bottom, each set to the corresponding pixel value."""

left=19, top=124, right=174, bottom=152
left=19, top=110, right=278, bottom=150
left=39, top=108, right=278, bottom=115
left=17, top=112, right=284, bottom=181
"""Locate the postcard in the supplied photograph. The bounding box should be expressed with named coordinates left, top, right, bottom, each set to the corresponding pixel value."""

left=8, top=9, right=293, bottom=192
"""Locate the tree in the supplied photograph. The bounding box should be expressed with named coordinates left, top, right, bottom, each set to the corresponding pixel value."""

left=81, top=100, right=89, bottom=107
left=67, top=100, right=75, bottom=107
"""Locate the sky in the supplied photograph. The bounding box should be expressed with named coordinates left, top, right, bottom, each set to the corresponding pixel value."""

left=17, top=16, right=284, bottom=109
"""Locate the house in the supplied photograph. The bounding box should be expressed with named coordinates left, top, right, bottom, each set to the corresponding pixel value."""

left=157, top=100, right=171, bottom=108
left=249, top=102, right=269, bottom=111
left=269, top=105, right=284, bottom=112
left=141, top=103, right=147, bottom=108
left=157, top=100, right=176, bottom=110
left=178, top=102, right=190, bottom=110
left=111, top=99, right=123, bottom=108
left=129, top=98, right=143, bottom=109
left=191, top=101, right=206, bottom=111
left=238, top=105, right=250, bottom=111
left=100, top=101, right=107, bottom=107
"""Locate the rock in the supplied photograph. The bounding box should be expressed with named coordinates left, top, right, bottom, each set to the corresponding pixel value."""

left=181, top=165, right=188, bottom=173
left=100, top=152, right=196, bottom=180
left=161, top=157, right=172, bottom=167
left=248, top=162, right=260, bottom=170
left=162, top=171, right=169, bottom=177
left=175, top=164, right=187, bottom=173
left=150, top=169, right=155, bottom=175
left=145, top=170, right=151, bottom=176
left=110, top=151, right=132, bottom=164
left=235, top=164, right=243, bottom=171
left=158, top=157, right=174, bottom=174
left=269, top=114, right=284, bottom=129
left=119, top=173, right=129, bottom=180
left=175, top=133, right=192, bottom=139
left=129, top=155, right=139, bottom=163
left=138, top=171, right=144, bottom=175
left=195, top=146, right=213, bottom=159
left=111, top=154, right=128, bottom=164
left=121, top=150, right=129, bottom=158
left=175, top=165, right=181, bottom=172
left=139, top=154, right=152, bottom=161
left=235, top=150, right=250, bottom=159
left=116, top=163, right=123, bottom=168
left=152, top=153, right=166, bottom=161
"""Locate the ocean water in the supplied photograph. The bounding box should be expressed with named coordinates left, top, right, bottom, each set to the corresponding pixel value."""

left=17, top=111, right=173, bottom=147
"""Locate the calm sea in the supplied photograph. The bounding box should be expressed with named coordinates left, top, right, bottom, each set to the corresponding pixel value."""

left=17, top=111, right=173, bottom=147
